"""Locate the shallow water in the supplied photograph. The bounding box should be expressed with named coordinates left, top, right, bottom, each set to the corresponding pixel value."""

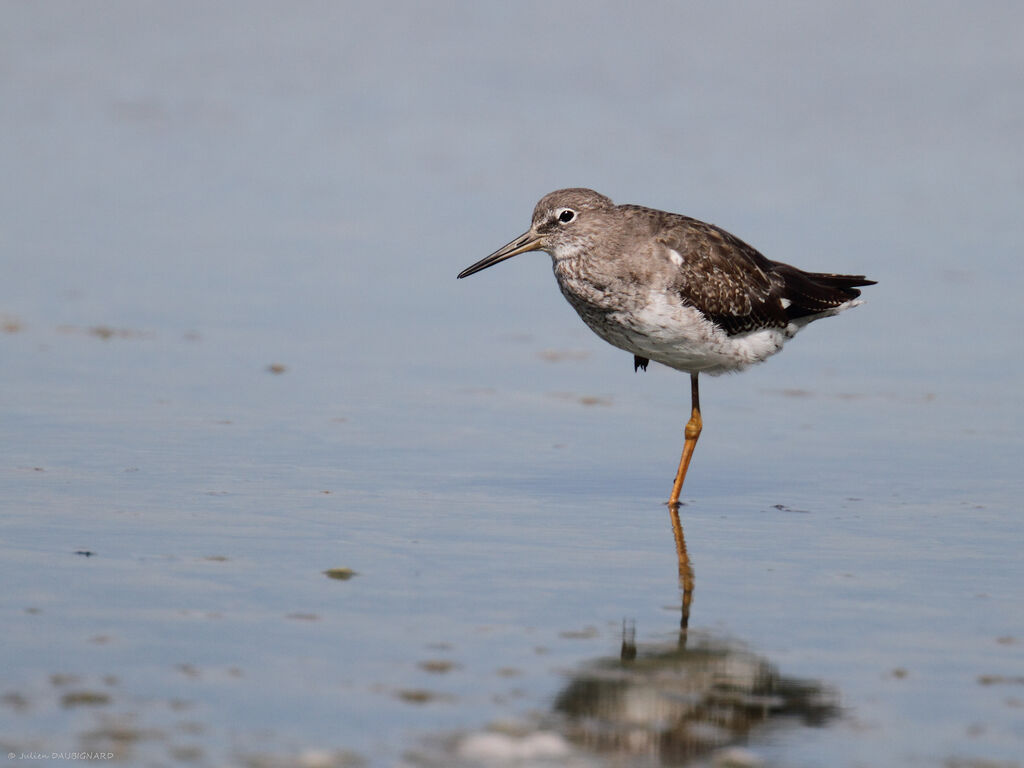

left=2, top=3, right=1023, bottom=767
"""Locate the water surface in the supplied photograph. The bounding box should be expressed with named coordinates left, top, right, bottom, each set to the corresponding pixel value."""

left=2, top=3, right=1022, bottom=766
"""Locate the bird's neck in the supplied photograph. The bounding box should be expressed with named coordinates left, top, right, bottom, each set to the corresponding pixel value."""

left=552, top=250, right=625, bottom=311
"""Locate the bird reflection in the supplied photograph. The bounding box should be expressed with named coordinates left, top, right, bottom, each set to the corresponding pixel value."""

left=555, top=509, right=838, bottom=766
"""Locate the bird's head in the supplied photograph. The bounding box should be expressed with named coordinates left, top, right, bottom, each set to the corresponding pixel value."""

left=457, top=188, right=614, bottom=278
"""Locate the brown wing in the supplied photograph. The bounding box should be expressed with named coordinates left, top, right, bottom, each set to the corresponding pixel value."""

left=651, top=213, right=791, bottom=335
left=625, top=207, right=875, bottom=336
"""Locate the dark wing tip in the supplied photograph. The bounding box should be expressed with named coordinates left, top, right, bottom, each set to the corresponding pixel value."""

left=776, top=268, right=876, bottom=320
left=803, top=272, right=877, bottom=289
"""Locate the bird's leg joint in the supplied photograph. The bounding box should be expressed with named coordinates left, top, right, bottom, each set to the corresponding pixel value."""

left=684, top=409, right=702, bottom=440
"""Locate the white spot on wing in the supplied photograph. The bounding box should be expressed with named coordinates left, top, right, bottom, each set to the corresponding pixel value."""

left=668, top=248, right=684, bottom=267
left=780, top=298, right=792, bottom=308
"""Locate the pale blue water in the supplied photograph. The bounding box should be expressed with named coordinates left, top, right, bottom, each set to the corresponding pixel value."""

left=2, top=3, right=1023, bottom=767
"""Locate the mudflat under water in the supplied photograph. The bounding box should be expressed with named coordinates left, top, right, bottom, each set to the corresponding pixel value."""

left=2, top=3, right=1022, bottom=767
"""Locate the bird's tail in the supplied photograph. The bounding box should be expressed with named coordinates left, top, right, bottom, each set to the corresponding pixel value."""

left=803, top=271, right=877, bottom=294
left=775, top=266, right=876, bottom=321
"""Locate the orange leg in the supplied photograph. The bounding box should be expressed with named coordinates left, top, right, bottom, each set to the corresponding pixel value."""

left=668, top=373, right=702, bottom=507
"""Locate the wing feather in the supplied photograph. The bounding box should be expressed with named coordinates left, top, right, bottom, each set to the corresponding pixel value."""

left=652, top=214, right=789, bottom=334
left=621, top=207, right=874, bottom=335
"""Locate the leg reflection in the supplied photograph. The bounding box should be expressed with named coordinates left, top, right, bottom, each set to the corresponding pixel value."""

left=669, top=505, right=694, bottom=638
left=620, top=506, right=693, bottom=661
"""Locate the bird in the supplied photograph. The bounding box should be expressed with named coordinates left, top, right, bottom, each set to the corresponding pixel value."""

left=457, top=188, right=875, bottom=506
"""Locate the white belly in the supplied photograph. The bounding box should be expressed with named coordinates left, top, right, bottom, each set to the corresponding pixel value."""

left=575, top=289, right=794, bottom=375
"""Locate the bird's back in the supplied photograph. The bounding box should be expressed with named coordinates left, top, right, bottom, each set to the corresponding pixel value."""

left=618, top=204, right=874, bottom=335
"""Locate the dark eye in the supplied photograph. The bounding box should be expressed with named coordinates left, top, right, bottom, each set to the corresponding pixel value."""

left=557, top=209, right=576, bottom=223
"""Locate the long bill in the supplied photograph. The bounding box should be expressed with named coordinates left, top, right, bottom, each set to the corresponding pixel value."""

left=457, top=231, right=544, bottom=279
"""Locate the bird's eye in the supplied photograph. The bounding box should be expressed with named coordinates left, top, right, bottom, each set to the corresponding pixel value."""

left=557, top=209, right=576, bottom=224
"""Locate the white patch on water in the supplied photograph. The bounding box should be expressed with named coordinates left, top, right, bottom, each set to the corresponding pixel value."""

left=456, top=731, right=573, bottom=762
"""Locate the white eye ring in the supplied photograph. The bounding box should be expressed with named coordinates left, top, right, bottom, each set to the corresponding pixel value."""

left=556, top=208, right=576, bottom=224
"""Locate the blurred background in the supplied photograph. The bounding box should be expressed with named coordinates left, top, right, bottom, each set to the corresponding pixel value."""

left=2, top=3, right=1022, bottom=766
